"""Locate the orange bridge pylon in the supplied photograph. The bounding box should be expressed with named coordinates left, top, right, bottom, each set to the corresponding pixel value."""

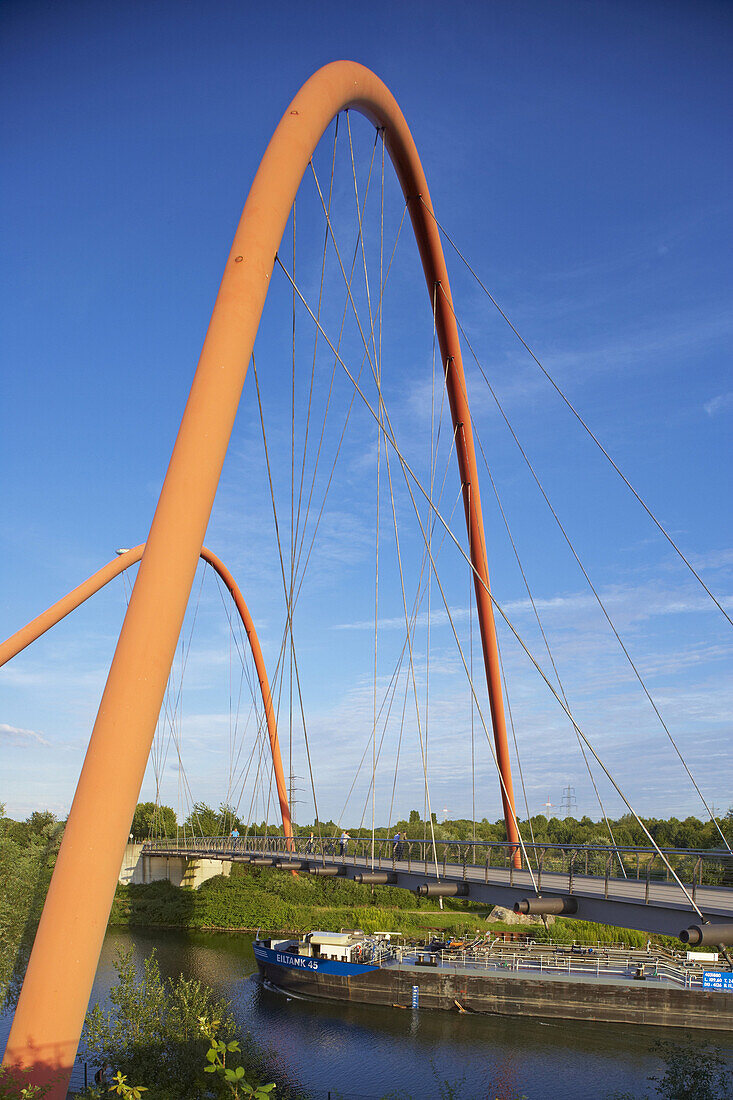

left=3, top=61, right=519, bottom=1096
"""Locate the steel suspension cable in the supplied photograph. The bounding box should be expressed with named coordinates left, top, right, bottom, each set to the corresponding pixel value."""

left=477, top=438, right=625, bottom=869
left=344, top=114, right=382, bottom=860
left=275, top=259, right=569, bottom=870
left=419, top=199, right=732, bottom=631
left=292, top=117, right=339, bottom=559
left=290, top=161, right=406, bottom=607
left=379, top=369, right=441, bottom=879
left=312, top=146, right=462, bottom=849
left=371, top=381, right=539, bottom=891
left=289, top=198, right=296, bottom=831
left=320, top=181, right=457, bottom=841
left=376, top=129, right=384, bottom=861
left=389, top=409, right=701, bottom=903
left=159, top=563, right=207, bottom=834
left=349, top=485, right=464, bottom=833
left=496, top=640, right=536, bottom=856
left=339, top=475, right=462, bottom=828
left=278, top=256, right=710, bottom=912
left=212, top=571, right=256, bottom=822
left=389, top=422, right=706, bottom=915
left=439, top=284, right=732, bottom=854
left=286, top=123, right=378, bottom=834
left=242, top=171, right=405, bottom=836
left=469, top=501, right=476, bottom=845
left=425, top=284, right=437, bottom=836
left=251, top=352, right=324, bottom=837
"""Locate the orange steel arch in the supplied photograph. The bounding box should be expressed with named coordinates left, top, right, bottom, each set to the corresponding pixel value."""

left=3, top=61, right=519, bottom=1095
left=0, top=545, right=293, bottom=843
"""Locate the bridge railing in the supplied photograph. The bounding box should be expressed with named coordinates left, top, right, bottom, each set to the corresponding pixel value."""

left=140, top=835, right=733, bottom=894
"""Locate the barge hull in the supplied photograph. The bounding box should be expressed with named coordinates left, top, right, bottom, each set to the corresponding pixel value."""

left=257, top=961, right=733, bottom=1031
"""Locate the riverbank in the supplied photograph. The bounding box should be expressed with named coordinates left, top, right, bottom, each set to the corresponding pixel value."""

left=108, top=863, right=666, bottom=950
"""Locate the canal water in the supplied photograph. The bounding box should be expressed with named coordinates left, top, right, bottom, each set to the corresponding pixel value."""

left=3, top=927, right=732, bottom=1098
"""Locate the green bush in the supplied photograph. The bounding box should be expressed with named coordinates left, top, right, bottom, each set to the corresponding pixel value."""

left=80, top=948, right=279, bottom=1100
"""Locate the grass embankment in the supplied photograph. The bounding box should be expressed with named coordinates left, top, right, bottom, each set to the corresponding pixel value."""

left=110, top=863, right=663, bottom=949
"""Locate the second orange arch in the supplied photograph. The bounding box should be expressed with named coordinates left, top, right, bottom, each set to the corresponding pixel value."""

left=0, top=544, right=293, bottom=844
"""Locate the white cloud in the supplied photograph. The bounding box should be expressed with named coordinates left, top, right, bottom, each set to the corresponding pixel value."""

left=689, top=548, right=733, bottom=572
left=334, top=576, right=732, bottom=636
left=704, top=392, right=733, bottom=417
left=0, top=722, right=49, bottom=746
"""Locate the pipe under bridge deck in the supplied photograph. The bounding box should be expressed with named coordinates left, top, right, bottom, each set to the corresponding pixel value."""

left=141, top=836, right=733, bottom=941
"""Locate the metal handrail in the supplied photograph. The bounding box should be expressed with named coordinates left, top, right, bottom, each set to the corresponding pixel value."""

left=138, top=834, right=733, bottom=893
left=139, top=834, right=731, bottom=859
left=139, top=836, right=726, bottom=862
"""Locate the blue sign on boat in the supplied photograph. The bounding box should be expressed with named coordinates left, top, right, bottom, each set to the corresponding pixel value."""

left=253, top=942, right=379, bottom=977
left=412, top=985, right=419, bottom=1008
left=703, top=972, right=733, bottom=991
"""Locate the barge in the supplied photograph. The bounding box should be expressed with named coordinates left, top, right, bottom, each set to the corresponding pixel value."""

left=254, top=930, right=733, bottom=1031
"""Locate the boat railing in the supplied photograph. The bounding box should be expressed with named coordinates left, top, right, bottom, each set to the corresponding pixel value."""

left=386, top=946, right=703, bottom=988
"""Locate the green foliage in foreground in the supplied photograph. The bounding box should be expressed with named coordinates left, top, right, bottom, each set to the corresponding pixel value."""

left=3, top=1036, right=732, bottom=1100
left=0, top=1068, right=55, bottom=1099
left=199, top=1018, right=276, bottom=1099
left=0, top=806, right=63, bottom=1008
left=79, top=948, right=276, bottom=1100
left=610, top=1040, right=732, bottom=1099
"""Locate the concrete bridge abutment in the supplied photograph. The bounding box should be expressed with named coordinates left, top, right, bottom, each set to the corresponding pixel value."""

left=118, top=842, right=231, bottom=888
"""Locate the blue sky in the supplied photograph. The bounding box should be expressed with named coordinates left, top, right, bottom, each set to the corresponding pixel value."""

left=1, top=0, right=731, bottom=832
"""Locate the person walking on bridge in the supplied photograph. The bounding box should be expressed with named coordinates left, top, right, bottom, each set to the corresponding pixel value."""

left=340, top=830, right=351, bottom=856
left=393, top=830, right=402, bottom=861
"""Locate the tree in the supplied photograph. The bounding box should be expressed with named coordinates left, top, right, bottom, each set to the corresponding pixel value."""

left=611, top=1040, right=732, bottom=1100
left=217, top=804, right=243, bottom=836
left=0, top=806, right=63, bottom=1008
left=408, top=810, right=421, bottom=825
left=131, top=803, right=177, bottom=840
left=649, top=1040, right=732, bottom=1100
left=185, top=803, right=224, bottom=837
left=81, top=949, right=272, bottom=1099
